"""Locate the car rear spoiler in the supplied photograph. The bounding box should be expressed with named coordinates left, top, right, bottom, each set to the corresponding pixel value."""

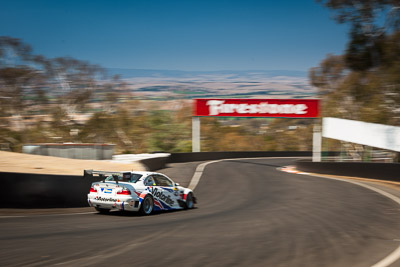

left=84, top=170, right=132, bottom=184
left=84, top=169, right=121, bottom=178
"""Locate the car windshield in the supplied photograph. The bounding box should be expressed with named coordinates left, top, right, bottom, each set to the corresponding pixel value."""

left=105, top=173, right=142, bottom=183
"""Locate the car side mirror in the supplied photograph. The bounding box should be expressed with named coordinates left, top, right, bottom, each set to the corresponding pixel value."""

left=175, top=183, right=180, bottom=187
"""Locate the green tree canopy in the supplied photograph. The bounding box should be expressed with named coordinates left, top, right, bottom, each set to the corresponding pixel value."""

left=317, top=0, right=400, bottom=71
left=312, top=1, right=400, bottom=126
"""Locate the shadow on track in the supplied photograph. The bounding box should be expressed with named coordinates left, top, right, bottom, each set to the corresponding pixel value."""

left=92, top=208, right=199, bottom=217
left=223, top=159, right=283, bottom=168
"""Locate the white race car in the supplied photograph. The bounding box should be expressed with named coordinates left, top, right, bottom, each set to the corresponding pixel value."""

left=86, top=170, right=196, bottom=215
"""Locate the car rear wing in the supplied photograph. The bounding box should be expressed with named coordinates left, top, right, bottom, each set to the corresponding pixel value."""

left=84, top=169, right=121, bottom=178
left=84, top=170, right=133, bottom=184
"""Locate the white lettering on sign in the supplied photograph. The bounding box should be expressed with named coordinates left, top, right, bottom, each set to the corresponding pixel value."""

left=206, top=100, right=308, bottom=116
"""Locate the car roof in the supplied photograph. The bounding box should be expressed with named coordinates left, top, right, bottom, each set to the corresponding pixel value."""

left=119, top=171, right=165, bottom=177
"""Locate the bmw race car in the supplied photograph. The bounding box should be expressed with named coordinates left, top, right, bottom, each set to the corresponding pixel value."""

left=86, top=170, right=196, bottom=215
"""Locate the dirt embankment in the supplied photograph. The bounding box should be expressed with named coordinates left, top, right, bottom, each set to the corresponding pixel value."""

left=0, top=151, right=146, bottom=175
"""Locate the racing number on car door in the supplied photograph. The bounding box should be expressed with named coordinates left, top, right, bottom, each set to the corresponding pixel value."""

left=152, top=175, right=179, bottom=209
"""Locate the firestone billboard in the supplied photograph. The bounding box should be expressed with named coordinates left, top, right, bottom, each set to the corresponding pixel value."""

left=194, top=99, right=320, bottom=118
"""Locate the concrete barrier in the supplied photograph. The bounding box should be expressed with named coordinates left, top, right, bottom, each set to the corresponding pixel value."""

left=296, top=160, right=400, bottom=182
left=23, top=143, right=115, bottom=160
left=0, top=172, right=99, bottom=208
left=168, top=151, right=313, bottom=163
left=112, top=153, right=171, bottom=171
left=140, top=156, right=170, bottom=171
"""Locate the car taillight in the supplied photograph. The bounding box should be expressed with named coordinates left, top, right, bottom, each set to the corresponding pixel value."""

left=117, top=188, right=131, bottom=195
left=90, top=187, right=97, bottom=193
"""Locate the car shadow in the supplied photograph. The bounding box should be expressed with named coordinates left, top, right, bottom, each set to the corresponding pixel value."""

left=93, top=207, right=198, bottom=217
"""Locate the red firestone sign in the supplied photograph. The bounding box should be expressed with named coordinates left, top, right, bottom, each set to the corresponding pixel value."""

left=194, top=99, right=320, bottom=118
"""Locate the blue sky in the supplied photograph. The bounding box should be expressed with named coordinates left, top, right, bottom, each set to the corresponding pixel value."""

left=0, top=0, right=349, bottom=72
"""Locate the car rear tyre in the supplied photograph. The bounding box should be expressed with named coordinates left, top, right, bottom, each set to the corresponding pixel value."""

left=139, top=195, right=154, bottom=215
left=184, top=193, right=194, bottom=209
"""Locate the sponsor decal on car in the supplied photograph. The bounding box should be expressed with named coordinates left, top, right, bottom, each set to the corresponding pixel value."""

left=161, top=187, right=174, bottom=193
left=103, top=188, right=112, bottom=194
left=153, top=188, right=174, bottom=206
left=153, top=199, right=164, bottom=210
left=146, top=186, right=153, bottom=192
left=95, top=196, right=118, bottom=202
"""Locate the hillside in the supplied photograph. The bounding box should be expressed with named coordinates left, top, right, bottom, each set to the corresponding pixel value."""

left=0, top=151, right=146, bottom=175
left=108, top=68, right=316, bottom=99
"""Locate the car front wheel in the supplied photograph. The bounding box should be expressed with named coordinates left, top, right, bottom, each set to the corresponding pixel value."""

left=184, top=193, right=194, bottom=209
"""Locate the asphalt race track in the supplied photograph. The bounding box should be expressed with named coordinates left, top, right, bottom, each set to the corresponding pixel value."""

left=1, top=158, right=400, bottom=266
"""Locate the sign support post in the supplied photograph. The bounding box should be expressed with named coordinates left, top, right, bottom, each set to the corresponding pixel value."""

left=313, top=124, right=322, bottom=162
left=192, top=117, right=200, bottom=152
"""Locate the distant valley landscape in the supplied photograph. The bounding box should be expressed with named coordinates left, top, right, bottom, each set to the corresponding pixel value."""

left=108, top=68, right=316, bottom=99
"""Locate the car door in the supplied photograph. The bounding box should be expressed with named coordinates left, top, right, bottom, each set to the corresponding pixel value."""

left=152, top=174, right=180, bottom=210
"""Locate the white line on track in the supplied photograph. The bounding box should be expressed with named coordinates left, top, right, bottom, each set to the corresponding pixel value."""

left=188, top=160, right=222, bottom=190
left=280, top=167, right=400, bottom=267
left=189, top=158, right=400, bottom=267
left=187, top=157, right=304, bottom=190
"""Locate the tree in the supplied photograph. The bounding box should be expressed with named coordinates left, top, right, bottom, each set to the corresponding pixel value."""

left=309, top=54, right=346, bottom=95
left=49, top=56, right=105, bottom=114
left=313, top=1, right=400, bottom=126
left=147, top=110, right=191, bottom=152
left=0, top=36, right=33, bottom=67
left=0, top=37, right=39, bottom=117
left=317, top=0, right=400, bottom=71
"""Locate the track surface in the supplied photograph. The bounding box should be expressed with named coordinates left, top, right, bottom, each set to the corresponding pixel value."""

left=1, top=158, right=400, bottom=266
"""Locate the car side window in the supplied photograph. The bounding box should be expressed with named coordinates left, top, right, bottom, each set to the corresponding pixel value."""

left=154, top=175, right=173, bottom=187
left=144, top=176, right=156, bottom=186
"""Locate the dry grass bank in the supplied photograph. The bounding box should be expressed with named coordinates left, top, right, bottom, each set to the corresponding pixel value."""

left=0, top=151, right=146, bottom=175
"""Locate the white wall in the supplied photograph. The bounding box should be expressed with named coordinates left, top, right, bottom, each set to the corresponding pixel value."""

left=322, top=117, right=400, bottom=152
